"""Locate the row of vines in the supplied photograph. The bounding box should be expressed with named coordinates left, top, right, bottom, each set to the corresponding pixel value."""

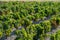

left=0, top=1, right=60, bottom=40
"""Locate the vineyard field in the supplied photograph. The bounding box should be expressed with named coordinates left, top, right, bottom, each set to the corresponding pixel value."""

left=0, top=1, right=60, bottom=40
